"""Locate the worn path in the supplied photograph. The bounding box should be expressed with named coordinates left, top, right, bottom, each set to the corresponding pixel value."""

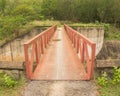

left=22, top=80, right=97, bottom=96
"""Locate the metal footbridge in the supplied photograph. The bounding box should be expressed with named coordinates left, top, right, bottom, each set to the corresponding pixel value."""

left=24, top=25, right=96, bottom=80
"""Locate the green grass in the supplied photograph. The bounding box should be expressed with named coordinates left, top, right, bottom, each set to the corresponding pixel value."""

left=31, top=20, right=61, bottom=26
left=0, top=77, right=26, bottom=96
left=69, top=23, right=120, bottom=41
left=0, top=20, right=120, bottom=46
left=96, top=67, right=120, bottom=96
left=69, top=23, right=104, bottom=27
left=0, top=20, right=61, bottom=46
left=98, top=83, right=120, bottom=96
left=105, top=25, right=120, bottom=40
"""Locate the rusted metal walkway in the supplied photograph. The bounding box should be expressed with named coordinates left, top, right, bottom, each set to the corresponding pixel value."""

left=24, top=25, right=96, bottom=80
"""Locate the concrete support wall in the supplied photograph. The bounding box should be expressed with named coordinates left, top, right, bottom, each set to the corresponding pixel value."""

left=76, top=27, right=104, bottom=56
left=0, top=26, right=104, bottom=62
left=0, top=28, right=45, bottom=62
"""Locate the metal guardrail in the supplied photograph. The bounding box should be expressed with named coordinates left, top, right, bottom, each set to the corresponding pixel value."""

left=64, top=24, right=96, bottom=80
left=24, top=25, right=57, bottom=79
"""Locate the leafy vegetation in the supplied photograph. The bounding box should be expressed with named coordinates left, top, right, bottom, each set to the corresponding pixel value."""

left=69, top=23, right=104, bottom=27
left=112, top=66, right=120, bottom=84
left=0, top=70, right=18, bottom=87
left=0, top=70, right=25, bottom=96
left=98, top=83, right=120, bottom=96
left=105, top=25, right=120, bottom=40
left=97, top=66, right=120, bottom=96
left=97, top=66, right=120, bottom=86
left=97, top=72, right=108, bottom=86
left=41, top=0, right=120, bottom=25
left=0, top=0, right=120, bottom=44
left=0, top=20, right=61, bottom=46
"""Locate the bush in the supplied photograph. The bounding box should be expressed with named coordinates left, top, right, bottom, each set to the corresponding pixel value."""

left=0, top=70, right=17, bottom=87
left=97, top=72, right=108, bottom=86
left=103, top=24, right=110, bottom=38
left=112, top=66, right=120, bottom=84
left=12, top=4, right=35, bottom=20
left=97, top=66, right=120, bottom=86
left=0, top=15, right=27, bottom=40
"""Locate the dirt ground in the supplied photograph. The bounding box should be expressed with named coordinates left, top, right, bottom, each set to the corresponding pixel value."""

left=22, top=80, right=98, bottom=96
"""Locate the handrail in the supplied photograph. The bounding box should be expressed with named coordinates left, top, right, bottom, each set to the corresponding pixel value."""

left=64, top=24, right=96, bottom=80
left=24, top=25, right=57, bottom=79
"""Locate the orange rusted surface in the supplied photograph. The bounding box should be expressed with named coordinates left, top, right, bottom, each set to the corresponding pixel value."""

left=31, top=28, right=87, bottom=80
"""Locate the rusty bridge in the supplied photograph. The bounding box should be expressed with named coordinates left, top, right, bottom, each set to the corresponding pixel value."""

left=24, top=25, right=96, bottom=80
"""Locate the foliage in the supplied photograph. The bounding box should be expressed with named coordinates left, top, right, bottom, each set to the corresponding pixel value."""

left=0, top=70, right=18, bottom=87
left=41, top=0, right=120, bottom=25
left=30, top=20, right=61, bottom=26
left=103, top=24, right=110, bottom=38
left=0, top=0, right=120, bottom=45
left=97, top=72, right=108, bottom=86
left=103, top=24, right=110, bottom=32
left=97, top=66, right=120, bottom=87
left=112, top=66, right=120, bottom=84
left=98, top=83, right=120, bottom=96
left=0, top=16, right=27, bottom=40
left=0, top=0, right=120, bottom=24
left=69, top=23, right=104, bottom=27
left=105, top=25, right=120, bottom=40
left=0, top=0, right=6, bottom=13
left=97, top=67, right=120, bottom=95
left=0, top=72, right=26, bottom=96
left=3, top=74, right=18, bottom=87
left=12, top=4, right=35, bottom=20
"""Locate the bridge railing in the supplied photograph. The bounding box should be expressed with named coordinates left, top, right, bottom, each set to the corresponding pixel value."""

left=64, top=24, right=96, bottom=80
left=24, top=25, right=57, bottom=79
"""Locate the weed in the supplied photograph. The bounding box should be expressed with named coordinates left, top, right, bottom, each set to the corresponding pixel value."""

left=97, top=72, right=108, bottom=86
left=112, top=66, right=120, bottom=84
left=97, top=67, right=120, bottom=95
left=0, top=71, right=18, bottom=87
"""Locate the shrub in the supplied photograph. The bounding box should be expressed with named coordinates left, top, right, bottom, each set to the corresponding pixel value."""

left=112, top=66, right=120, bottom=84
left=97, top=66, right=120, bottom=86
left=12, top=4, right=35, bottom=20
left=103, top=24, right=110, bottom=38
left=0, top=70, right=18, bottom=87
left=0, top=15, right=27, bottom=40
left=4, top=74, right=18, bottom=87
left=97, top=72, right=108, bottom=86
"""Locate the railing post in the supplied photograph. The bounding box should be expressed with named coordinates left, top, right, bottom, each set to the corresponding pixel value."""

left=24, top=44, right=31, bottom=79
left=41, top=36, right=44, bottom=54
left=81, top=41, right=84, bottom=64
left=46, top=33, right=49, bottom=44
left=74, top=34, right=76, bottom=48
left=35, top=41, right=40, bottom=64
left=48, top=32, right=50, bottom=43
left=64, top=24, right=96, bottom=80
left=45, top=34, right=47, bottom=48
left=77, top=37, right=79, bottom=53
left=24, top=25, right=57, bottom=80
left=73, top=34, right=76, bottom=47
left=69, top=31, right=72, bottom=40
left=90, top=44, right=96, bottom=79
left=71, top=31, right=73, bottom=41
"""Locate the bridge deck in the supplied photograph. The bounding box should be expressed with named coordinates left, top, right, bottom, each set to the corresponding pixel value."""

left=31, top=28, right=87, bottom=80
